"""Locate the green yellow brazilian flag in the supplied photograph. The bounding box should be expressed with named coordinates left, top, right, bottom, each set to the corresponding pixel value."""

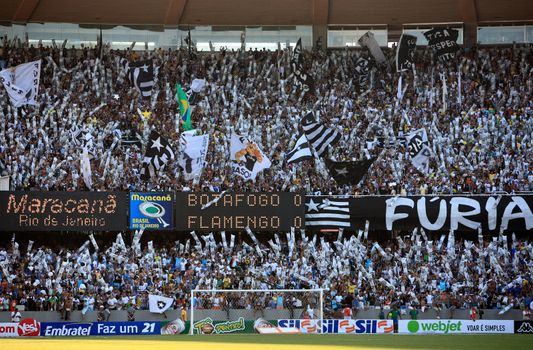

left=176, top=84, right=193, bottom=130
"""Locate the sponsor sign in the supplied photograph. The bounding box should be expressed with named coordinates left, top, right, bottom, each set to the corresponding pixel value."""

left=176, top=192, right=305, bottom=231
left=193, top=317, right=247, bottom=335
left=129, top=192, right=174, bottom=230
left=40, top=321, right=160, bottom=336
left=0, top=319, right=40, bottom=337
left=0, top=323, right=19, bottom=337
left=0, top=192, right=127, bottom=231
left=277, top=319, right=393, bottom=334
left=399, top=320, right=514, bottom=334
left=349, top=195, right=533, bottom=233
left=515, top=321, right=533, bottom=334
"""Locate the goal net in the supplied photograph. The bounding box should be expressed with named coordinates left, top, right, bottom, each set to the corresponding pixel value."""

left=189, top=289, right=324, bottom=335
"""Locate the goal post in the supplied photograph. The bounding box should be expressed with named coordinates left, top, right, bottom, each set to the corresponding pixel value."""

left=189, top=289, right=324, bottom=335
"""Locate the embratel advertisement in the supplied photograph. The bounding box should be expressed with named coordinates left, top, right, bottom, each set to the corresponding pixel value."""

left=129, top=192, right=174, bottom=230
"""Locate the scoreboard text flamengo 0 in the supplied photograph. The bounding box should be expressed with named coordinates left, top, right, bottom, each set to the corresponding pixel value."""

left=176, top=192, right=305, bottom=231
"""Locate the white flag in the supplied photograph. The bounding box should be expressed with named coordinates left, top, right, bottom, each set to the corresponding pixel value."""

left=190, top=78, right=206, bottom=93
left=230, top=132, right=271, bottom=181
left=0, top=175, right=9, bottom=191
left=358, top=32, right=386, bottom=65
left=81, top=147, right=92, bottom=189
left=406, top=128, right=432, bottom=174
left=178, top=133, right=209, bottom=180
left=149, top=294, right=174, bottom=314
left=0, top=60, right=41, bottom=107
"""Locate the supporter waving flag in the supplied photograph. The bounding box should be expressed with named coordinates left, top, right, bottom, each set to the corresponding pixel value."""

left=291, top=38, right=315, bottom=96
left=396, top=34, right=417, bottom=72
left=121, top=59, right=154, bottom=98
left=358, top=32, right=386, bottom=65
left=176, top=84, right=193, bottom=130
left=286, top=134, right=312, bottom=164
left=406, top=128, right=432, bottom=174
left=325, top=158, right=375, bottom=186
left=230, top=132, right=271, bottom=181
left=0, top=60, right=41, bottom=107
left=141, top=131, right=175, bottom=181
left=301, top=112, right=341, bottom=157
left=149, top=294, right=174, bottom=314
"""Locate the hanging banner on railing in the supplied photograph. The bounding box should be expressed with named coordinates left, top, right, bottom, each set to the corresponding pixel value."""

left=0, top=192, right=128, bottom=231
left=348, top=195, right=533, bottom=233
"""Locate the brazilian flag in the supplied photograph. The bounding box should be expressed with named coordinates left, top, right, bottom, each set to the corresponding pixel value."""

left=176, top=84, right=193, bottom=130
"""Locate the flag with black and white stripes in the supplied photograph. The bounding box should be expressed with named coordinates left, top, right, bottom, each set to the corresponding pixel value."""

left=301, top=112, right=341, bottom=157
left=121, top=59, right=154, bottom=98
left=141, top=131, right=175, bottom=181
left=286, top=134, right=312, bottom=164
left=305, top=197, right=351, bottom=228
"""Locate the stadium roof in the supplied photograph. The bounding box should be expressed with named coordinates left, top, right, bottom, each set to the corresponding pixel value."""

left=1, top=0, right=532, bottom=27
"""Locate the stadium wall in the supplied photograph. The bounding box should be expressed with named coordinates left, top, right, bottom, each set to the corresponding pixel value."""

left=0, top=309, right=525, bottom=323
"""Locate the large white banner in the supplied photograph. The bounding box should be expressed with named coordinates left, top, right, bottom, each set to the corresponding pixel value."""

left=0, top=60, right=41, bottom=107
left=178, top=133, right=209, bottom=181
left=398, top=319, right=514, bottom=334
left=230, top=132, right=271, bottom=181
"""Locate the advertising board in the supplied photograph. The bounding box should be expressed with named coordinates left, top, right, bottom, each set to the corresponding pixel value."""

left=398, top=320, right=514, bottom=334
left=0, top=192, right=127, bottom=231
left=129, top=192, right=174, bottom=230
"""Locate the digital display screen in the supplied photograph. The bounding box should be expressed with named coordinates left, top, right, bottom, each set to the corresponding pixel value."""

left=0, top=192, right=128, bottom=231
left=176, top=192, right=305, bottom=231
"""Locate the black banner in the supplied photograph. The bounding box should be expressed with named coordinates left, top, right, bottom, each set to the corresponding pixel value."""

left=349, top=195, right=533, bottom=233
left=396, top=34, right=417, bottom=72
left=291, top=38, right=315, bottom=96
left=176, top=192, right=305, bottom=231
left=515, top=321, right=533, bottom=334
left=0, top=192, right=128, bottom=231
left=424, top=28, right=460, bottom=62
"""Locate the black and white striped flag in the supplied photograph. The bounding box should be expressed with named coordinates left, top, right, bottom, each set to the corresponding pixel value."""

left=305, top=197, right=351, bottom=228
left=141, top=131, right=175, bottom=181
left=301, top=112, right=341, bottom=157
left=286, top=134, right=312, bottom=164
left=121, top=59, right=154, bottom=98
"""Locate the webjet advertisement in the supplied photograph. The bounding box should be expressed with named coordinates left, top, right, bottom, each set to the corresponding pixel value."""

left=399, top=320, right=514, bottom=334
left=277, top=319, right=393, bottom=334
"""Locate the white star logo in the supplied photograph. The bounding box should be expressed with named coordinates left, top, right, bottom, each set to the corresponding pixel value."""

left=141, top=64, right=149, bottom=72
left=113, top=94, right=119, bottom=100
left=151, top=137, right=164, bottom=152
left=335, top=167, right=348, bottom=176
left=305, top=198, right=319, bottom=212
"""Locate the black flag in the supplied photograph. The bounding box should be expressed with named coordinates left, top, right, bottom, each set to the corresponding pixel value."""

left=301, top=112, right=341, bottom=157
left=396, top=34, right=417, bottom=72
left=325, top=158, right=375, bottom=186
left=291, top=38, right=315, bottom=96
left=121, top=59, right=155, bottom=98
left=141, top=131, right=175, bottom=181
left=423, top=28, right=460, bottom=62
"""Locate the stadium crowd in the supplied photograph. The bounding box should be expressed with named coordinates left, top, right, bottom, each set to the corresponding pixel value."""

left=0, top=230, right=532, bottom=318
left=0, top=38, right=531, bottom=194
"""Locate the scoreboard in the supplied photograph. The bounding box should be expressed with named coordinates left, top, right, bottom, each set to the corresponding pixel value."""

left=176, top=192, right=305, bottom=231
